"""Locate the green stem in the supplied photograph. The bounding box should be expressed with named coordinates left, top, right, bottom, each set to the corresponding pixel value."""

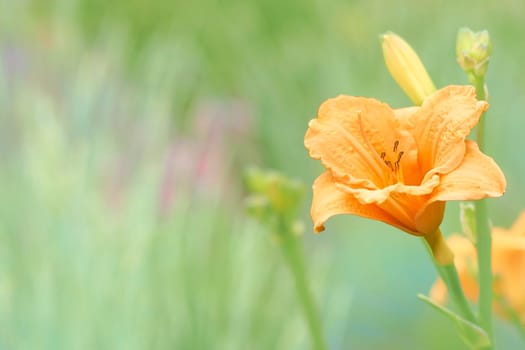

left=438, top=263, right=477, bottom=324
left=475, top=201, right=494, bottom=348
left=472, top=77, right=487, bottom=145
left=280, top=232, right=327, bottom=350
left=472, top=75, right=494, bottom=349
left=423, top=238, right=476, bottom=323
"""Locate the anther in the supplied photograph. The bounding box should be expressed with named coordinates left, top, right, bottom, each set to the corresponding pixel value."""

left=380, top=152, right=386, bottom=160
left=394, top=152, right=405, bottom=170
left=393, top=140, right=399, bottom=152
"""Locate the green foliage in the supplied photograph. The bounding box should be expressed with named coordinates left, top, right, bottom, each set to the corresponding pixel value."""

left=1, top=0, right=525, bottom=349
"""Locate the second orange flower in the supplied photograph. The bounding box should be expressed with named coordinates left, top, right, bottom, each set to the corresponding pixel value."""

left=430, top=211, right=525, bottom=323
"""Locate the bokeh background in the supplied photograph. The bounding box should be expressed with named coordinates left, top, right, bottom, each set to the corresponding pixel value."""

left=1, top=0, right=524, bottom=349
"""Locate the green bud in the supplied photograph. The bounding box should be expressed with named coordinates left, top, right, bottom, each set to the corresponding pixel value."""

left=456, top=28, right=492, bottom=79
left=243, top=167, right=305, bottom=234
left=245, top=195, right=272, bottom=222
left=290, top=220, right=305, bottom=237
left=268, top=177, right=304, bottom=216
left=244, top=167, right=270, bottom=195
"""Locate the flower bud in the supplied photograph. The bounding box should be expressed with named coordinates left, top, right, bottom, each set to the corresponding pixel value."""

left=244, top=167, right=304, bottom=223
left=381, top=32, right=436, bottom=106
left=456, top=28, right=492, bottom=78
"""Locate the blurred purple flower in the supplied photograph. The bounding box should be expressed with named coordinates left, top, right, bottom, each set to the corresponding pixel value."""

left=158, top=99, right=254, bottom=216
left=2, top=43, right=28, bottom=79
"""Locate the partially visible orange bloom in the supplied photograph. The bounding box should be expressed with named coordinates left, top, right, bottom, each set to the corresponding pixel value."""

left=430, top=212, right=525, bottom=322
left=304, top=85, right=506, bottom=238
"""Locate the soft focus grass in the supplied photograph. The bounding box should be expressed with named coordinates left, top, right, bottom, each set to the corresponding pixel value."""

left=1, top=0, right=525, bottom=349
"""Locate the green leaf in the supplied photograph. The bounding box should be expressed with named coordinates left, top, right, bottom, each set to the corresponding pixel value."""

left=418, top=294, right=490, bottom=349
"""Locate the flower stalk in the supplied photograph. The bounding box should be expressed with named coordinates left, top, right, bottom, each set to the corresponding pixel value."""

left=280, top=225, right=327, bottom=350
left=437, top=263, right=477, bottom=324
left=456, top=27, right=494, bottom=349
left=424, top=229, right=454, bottom=266
left=424, top=230, right=476, bottom=323
left=244, top=168, right=327, bottom=350
left=473, top=76, right=494, bottom=349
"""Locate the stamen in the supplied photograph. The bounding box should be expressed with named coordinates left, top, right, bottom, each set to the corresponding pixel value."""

left=394, top=152, right=405, bottom=172
left=393, top=140, right=399, bottom=152
left=380, top=143, right=405, bottom=183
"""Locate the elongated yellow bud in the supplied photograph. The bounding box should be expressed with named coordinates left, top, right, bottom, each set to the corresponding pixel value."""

left=381, top=32, right=436, bottom=106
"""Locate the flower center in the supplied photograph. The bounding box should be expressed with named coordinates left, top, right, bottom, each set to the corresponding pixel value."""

left=380, top=140, right=405, bottom=183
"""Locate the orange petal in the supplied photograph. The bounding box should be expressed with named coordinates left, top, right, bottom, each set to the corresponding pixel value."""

left=429, top=278, right=448, bottom=305
left=305, top=95, right=406, bottom=188
left=337, top=175, right=442, bottom=235
left=337, top=177, right=438, bottom=204
left=491, top=233, right=525, bottom=318
left=394, top=106, right=419, bottom=125
left=311, top=171, right=409, bottom=233
left=425, top=140, right=506, bottom=203
left=491, top=230, right=525, bottom=250
left=410, top=85, right=488, bottom=182
left=393, top=106, right=424, bottom=185
left=414, top=201, right=445, bottom=235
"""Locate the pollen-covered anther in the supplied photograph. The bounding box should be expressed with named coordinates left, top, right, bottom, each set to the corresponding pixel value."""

left=380, top=141, right=405, bottom=183
left=393, top=140, right=399, bottom=152
left=394, top=151, right=405, bottom=171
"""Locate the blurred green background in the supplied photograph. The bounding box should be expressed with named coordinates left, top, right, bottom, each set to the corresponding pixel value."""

left=1, top=0, right=524, bottom=349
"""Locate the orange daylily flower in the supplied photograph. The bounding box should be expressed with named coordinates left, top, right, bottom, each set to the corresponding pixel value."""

left=305, top=85, right=506, bottom=240
left=430, top=211, right=525, bottom=322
